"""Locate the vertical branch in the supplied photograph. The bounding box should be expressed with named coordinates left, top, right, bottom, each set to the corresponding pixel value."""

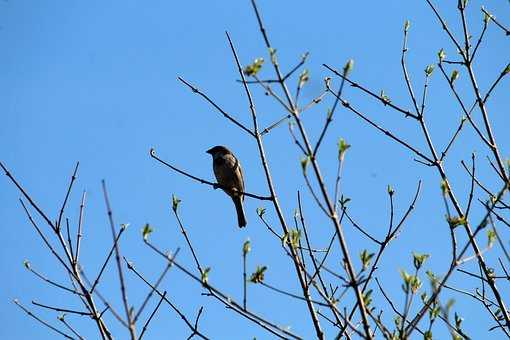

left=297, top=192, right=330, bottom=301
left=250, top=3, right=374, bottom=337
left=226, top=31, right=324, bottom=340
left=243, top=244, right=248, bottom=310
left=101, top=181, right=136, bottom=339
left=457, top=3, right=508, bottom=183
left=65, top=219, right=74, bottom=261
left=74, top=191, right=86, bottom=264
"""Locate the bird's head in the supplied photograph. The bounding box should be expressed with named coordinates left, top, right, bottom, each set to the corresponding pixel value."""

left=206, top=145, right=232, bottom=157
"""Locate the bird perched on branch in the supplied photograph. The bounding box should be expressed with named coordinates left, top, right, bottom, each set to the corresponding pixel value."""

left=206, top=145, right=247, bottom=228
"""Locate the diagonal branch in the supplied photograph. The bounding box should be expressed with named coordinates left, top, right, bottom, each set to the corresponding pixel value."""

left=178, top=77, right=255, bottom=137
left=150, top=148, right=272, bottom=201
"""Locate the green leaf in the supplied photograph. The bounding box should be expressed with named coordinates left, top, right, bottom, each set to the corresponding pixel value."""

left=401, top=270, right=422, bottom=293
left=430, top=304, right=441, bottom=320
left=142, top=223, right=153, bottom=241
left=450, top=70, right=460, bottom=84
left=445, top=298, right=455, bottom=313
left=201, top=267, right=211, bottom=285
left=424, top=331, right=433, bottom=340
left=288, top=229, right=301, bottom=249
left=172, top=194, right=181, bottom=212
left=269, top=48, right=278, bottom=65
left=298, top=69, right=310, bottom=89
left=256, top=207, right=266, bottom=217
left=380, top=90, right=391, bottom=105
left=243, top=57, right=265, bottom=76
left=440, top=180, right=449, bottom=196
left=343, top=59, right=354, bottom=76
left=400, top=270, right=411, bottom=293
left=487, top=229, right=496, bottom=247
left=447, top=216, right=467, bottom=228
left=387, top=185, right=395, bottom=196
left=483, top=8, right=492, bottom=24
left=410, top=275, right=422, bottom=293
left=413, top=253, right=430, bottom=270
left=250, top=265, right=267, bottom=283
left=426, top=270, right=439, bottom=291
left=503, top=63, right=510, bottom=75
left=438, top=48, right=446, bottom=62
left=425, top=64, right=435, bottom=76
left=360, top=249, right=375, bottom=270
left=337, top=138, right=351, bottom=160
left=300, top=156, right=310, bottom=175
left=404, top=19, right=411, bottom=32
left=362, top=289, right=373, bottom=307
left=243, top=239, right=251, bottom=256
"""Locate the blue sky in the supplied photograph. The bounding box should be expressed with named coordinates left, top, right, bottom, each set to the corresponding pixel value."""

left=1, top=0, right=509, bottom=339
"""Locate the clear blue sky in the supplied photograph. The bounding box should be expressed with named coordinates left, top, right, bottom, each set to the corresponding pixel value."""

left=1, top=0, right=509, bottom=339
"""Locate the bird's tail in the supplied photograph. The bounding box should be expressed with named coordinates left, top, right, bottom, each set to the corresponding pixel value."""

left=233, top=196, right=247, bottom=228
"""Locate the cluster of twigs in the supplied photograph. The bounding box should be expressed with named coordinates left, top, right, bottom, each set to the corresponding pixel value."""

left=2, top=0, right=509, bottom=339
left=0, top=160, right=206, bottom=339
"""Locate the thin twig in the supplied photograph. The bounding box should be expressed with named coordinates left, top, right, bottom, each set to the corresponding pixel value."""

left=481, top=7, right=510, bottom=36
left=74, top=191, right=86, bottom=263
left=124, top=258, right=210, bottom=340
left=24, top=263, right=83, bottom=296
left=14, top=299, right=74, bottom=339
left=90, top=227, right=126, bottom=294
left=173, top=208, right=203, bottom=274
left=322, top=64, right=418, bottom=119
left=134, top=248, right=180, bottom=322
left=101, top=181, right=136, bottom=339
left=178, top=77, right=255, bottom=137
left=138, top=291, right=167, bottom=340
left=57, top=162, right=79, bottom=230
left=32, top=300, right=92, bottom=316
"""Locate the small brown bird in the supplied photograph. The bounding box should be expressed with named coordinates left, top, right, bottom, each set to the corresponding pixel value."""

left=206, top=145, right=247, bottom=228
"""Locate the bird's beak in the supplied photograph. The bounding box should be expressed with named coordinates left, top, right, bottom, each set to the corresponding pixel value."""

left=206, top=148, right=212, bottom=154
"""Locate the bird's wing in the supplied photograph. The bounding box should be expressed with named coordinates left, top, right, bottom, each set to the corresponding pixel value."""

left=224, top=153, right=244, bottom=198
left=234, top=157, right=245, bottom=200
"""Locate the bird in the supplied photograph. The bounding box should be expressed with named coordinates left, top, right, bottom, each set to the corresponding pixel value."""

left=206, top=145, right=247, bottom=228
